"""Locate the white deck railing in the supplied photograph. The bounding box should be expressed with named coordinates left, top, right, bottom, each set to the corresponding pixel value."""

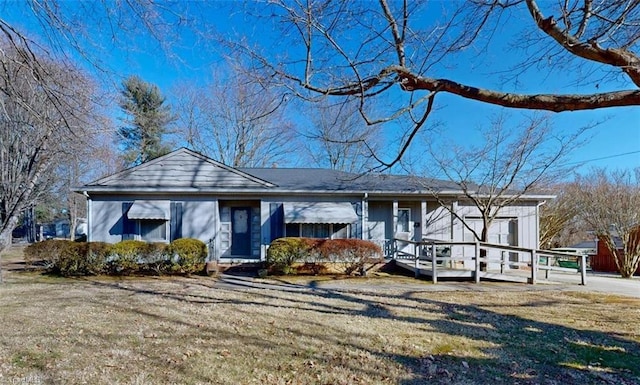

left=392, top=238, right=587, bottom=285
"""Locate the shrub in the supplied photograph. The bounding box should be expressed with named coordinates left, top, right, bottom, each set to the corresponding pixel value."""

left=24, top=240, right=74, bottom=270
left=168, top=238, right=207, bottom=274
left=138, top=242, right=170, bottom=275
left=266, top=237, right=314, bottom=275
left=55, top=243, right=99, bottom=276
left=318, top=239, right=383, bottom=275
left=84, top=242, right=112, bottom=274
left=108, top=240, right=147, bottom=275
left=266, top=237, right=383, bottom=276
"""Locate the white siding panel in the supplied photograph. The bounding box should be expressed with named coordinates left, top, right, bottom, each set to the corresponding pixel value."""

left=423, top=203, right=450, bottom=240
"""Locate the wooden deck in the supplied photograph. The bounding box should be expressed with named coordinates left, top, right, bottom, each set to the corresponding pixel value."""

left=394, top=259, right=531, bottom=283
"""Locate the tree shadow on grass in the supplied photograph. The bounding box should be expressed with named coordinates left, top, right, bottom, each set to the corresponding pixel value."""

left=80, top=275, right=640, bottom=384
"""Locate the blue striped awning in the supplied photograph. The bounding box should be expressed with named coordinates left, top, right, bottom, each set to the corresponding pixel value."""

left=284, top=202, right=358, bottom=224
left=127, top=200, right=170, bottom=220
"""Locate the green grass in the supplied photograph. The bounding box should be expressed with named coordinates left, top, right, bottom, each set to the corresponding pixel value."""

left=0, top=256, right=639, bottom=384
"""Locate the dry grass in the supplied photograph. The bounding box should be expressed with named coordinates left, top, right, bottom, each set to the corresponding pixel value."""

left=1, top=248, right=639, bottom=384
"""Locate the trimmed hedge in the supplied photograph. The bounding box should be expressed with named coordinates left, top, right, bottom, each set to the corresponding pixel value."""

left=168, top=238, right=208, bottom=274
left=266, top=237, right=383, bottom=275
left=266, top=237, right=314, bottom=275
left=24, top=240, right=74, bottom=269
left=109, top=240, right=148, bottom=274
left=22, top=238, right=208, bottom=277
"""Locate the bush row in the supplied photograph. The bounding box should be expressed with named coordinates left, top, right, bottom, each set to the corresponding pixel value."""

left=24, top=238, right=207, bottom=277
left=266, top=237, right=383, bottom=275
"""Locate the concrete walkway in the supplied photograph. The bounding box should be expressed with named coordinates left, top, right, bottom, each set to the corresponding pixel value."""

left=541, top=271, right=640, bottom=298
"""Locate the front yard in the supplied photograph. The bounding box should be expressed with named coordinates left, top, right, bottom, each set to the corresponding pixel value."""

left=1, top=246, right=639, bottom=384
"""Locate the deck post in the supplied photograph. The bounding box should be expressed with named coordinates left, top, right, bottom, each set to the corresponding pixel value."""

left=500, top=251, right=506, bottom=274
left=414, top=242, right=420, bottom=278
left=580, top=255, right=587, bottom=285
left=529, top=250, right=537, bottom=284
left=431, top=242, right=438, bottom=284
left=545, top=253, right=551, bottom=279
left=392, top=239, right=397, bottom=260
left=474, top=242, right=480, bottom=283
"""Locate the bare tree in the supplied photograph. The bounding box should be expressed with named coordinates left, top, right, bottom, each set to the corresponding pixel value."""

left=574, top=168, right=640, bottom=278
left=235, top=0, right=640, bottom=168
left=423, top=115, right=586, bottom=268
left=539, top=183, right=591, bottom=249
left=302, top=99, right=383, bottom=173
left=174, top=65, right=297, bottom=167
left=0, top=44, right=101, bottom=254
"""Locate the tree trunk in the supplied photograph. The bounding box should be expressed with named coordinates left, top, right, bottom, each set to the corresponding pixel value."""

left=0, top=214, right=21, bottom=284
left=480, top=220, right=489, bottom=272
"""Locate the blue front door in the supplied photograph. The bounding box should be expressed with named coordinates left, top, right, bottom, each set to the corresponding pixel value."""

left=231, top=207, right=251, bottom=256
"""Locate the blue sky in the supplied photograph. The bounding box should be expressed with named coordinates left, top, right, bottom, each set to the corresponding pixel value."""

left=3, top=1, right=639, bottom=175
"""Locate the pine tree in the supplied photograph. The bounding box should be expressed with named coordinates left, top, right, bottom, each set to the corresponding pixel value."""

left=119, top=76, right=173, bottom=165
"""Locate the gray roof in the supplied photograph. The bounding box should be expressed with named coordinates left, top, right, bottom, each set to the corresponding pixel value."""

left=79, top=148, right=548, bottom=200
left=84, top=148, right=274, bottom=190
left=239, top=167, right=461, bottom=193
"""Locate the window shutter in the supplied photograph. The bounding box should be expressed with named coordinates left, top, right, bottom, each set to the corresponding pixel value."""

left=270, top=203, right=284, bottom=241
left=170, top=202, right=183, bottom=241
left=122, top=202, right=135, bottom=240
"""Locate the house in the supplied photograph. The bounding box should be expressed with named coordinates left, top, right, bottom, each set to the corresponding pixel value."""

left=77, top=148, right=550, bottom=264
left=590, top=232, right=640, bottom=275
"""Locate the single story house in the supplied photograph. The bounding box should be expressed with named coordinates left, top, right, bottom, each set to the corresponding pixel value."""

left=77, top=148, right=550, bottom=264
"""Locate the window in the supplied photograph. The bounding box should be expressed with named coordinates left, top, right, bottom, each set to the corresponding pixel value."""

left=397, top=208, right=411, bottom=233
left=301, top=224, right=330, bottom=238
left=139, top=220, right=167, bottom=242
left=285, top=223, right=350, bottom=239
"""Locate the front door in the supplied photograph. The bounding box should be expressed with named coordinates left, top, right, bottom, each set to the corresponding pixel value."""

left=231, top=207, right=252, bottom=256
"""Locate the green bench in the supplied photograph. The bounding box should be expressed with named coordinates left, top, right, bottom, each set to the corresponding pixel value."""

left=557, top=259, right=580, bottom=269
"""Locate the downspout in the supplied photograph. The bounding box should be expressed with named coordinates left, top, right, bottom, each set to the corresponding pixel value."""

left=362, top=192, right=368, bottom=240
left=83, top=191, right=91, bottom=242
left=536, top=200, right=546, bottom=250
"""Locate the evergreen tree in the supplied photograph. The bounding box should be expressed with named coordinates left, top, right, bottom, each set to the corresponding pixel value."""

left=119, top=76, right=173, bottom=165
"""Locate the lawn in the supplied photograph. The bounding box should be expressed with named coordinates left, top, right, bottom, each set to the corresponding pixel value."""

left=0, top=246, right=639, bottom=384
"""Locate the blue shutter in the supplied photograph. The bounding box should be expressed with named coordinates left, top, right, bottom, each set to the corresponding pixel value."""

left=270, top=203, right=284, bottom=241
left=170, top=202, right=183, bottom=241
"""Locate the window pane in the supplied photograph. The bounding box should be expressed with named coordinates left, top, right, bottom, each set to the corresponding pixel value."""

left=301, top=224, right=314, bottom=237
left=315, top=224, right=330, bottom=238
left=397, top=209, right=410, bottom=233
left=140, top=220, right=166, bottom=242
left=299, top=223, right=331, bottom=238
left=286, top=223, right=300, bottom=237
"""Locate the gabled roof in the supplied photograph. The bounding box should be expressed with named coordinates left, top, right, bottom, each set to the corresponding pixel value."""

left=83, top=148, right=275, bottom=191
left=78, top=148, right=551, bottom=201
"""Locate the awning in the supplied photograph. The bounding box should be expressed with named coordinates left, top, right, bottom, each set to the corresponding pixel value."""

left=127, top=200, right=170, bottom=220
left=284, top=202, right=358, bottom=224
